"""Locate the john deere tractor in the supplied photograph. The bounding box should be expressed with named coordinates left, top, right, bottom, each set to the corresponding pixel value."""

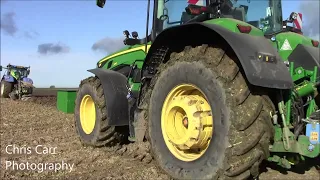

left=74, top=0, right=320, bottom=179
left=0, top=64, right=34, bottom=100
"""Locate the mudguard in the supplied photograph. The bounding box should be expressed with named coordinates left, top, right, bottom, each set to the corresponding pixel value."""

left=288, top=44, right=320, bottom=71
left=2, top=75, right=14, bottom=83
left=22, top=77, right=33, bottom=84
left=88, top=68, right=129, bottom=126
left=145, top=22, right=293, bottom=89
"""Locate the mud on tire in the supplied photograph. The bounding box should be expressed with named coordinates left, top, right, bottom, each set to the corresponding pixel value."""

left=74, top=76, right=127, bottom=147
left=148, top=45, right=275, bottom=180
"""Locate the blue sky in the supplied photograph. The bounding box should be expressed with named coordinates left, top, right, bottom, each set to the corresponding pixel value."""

left=0, top=0, right=318, bottom=87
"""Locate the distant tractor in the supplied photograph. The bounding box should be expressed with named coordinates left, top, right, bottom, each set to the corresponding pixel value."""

left=74, top=0, right=320, bottom=179
left=0, top=64, right=34, bottom=100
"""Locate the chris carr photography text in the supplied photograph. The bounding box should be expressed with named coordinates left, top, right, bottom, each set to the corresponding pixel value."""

left=3, top=144, right=75, bottom=173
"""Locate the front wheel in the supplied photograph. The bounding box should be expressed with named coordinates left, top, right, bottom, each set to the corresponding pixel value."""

left=0, top=80, right=13, bottom=98
left=148, top=45, right=275, bottom=180
left=74, top=76, right=126, bottom=147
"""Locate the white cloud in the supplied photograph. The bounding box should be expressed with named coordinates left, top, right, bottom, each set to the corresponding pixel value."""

left=299, top=1, right=320, bottom=40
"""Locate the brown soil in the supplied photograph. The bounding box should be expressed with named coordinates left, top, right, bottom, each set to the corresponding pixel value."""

left=32, top=88, right=78, bottom=97
left=0, top=97, right=319, bottom=179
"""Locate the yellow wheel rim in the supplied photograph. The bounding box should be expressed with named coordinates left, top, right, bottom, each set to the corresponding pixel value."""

left=161, top=84, right=213, bottom=162
left=80, top=95, right=96, bottom=134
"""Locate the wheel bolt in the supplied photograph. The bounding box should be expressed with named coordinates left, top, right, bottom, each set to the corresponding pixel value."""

left=182, top=117, right=188, bottom=128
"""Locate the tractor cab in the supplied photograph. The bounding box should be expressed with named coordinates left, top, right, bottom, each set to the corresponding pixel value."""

left=1, top=64, right=32, bottom=83
left=98, top=0, right=284, bottom=45
left=155, top=0, right=284, bottom=35
left=8, top=65, right=30, bottom=79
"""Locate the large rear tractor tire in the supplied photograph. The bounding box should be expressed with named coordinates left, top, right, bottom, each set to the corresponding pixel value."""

left=74, top=76, right=127, bottom=147
left=148, top=45, right=275, bottom=180
left=0, top=80, right=13, bottom=98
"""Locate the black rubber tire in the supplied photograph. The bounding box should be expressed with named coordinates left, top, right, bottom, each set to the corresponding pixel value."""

left=0, top=80, right=13, bottom=98
left=29, top=87, right=33, bottom=95
left=148, top=45, right=275, bottom=180
left=74, top=76, right=126, bottom=147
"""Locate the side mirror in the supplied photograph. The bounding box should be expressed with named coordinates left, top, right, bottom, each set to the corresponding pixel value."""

left=96, top=0, right=106, bottom=8
left=132, top=31, right=138, bottom=39
left=123, top=30, right=130, bottom=38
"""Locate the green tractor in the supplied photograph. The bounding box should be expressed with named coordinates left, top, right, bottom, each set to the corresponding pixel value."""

left=74, top=0, right=320, bottom=179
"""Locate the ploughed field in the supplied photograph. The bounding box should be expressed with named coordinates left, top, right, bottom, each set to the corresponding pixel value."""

left=0, top=95, right=319, bottom=179
left=32, top=88, right=78, bottom=97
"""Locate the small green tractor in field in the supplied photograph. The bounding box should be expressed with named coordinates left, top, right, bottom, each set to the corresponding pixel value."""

left=0, top=64, right=34, bottom=100
left=74, top=0, right=320, bottom=179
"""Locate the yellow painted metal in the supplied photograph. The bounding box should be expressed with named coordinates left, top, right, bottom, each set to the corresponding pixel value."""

left=79, top=95, right=96, bottom=134
left=98, top=45, right=151, bottom=67
left=161, top=84, right=213, bottom=162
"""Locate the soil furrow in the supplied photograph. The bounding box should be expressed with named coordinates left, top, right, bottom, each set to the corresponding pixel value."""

left=0, top=97, right=318, bottom=180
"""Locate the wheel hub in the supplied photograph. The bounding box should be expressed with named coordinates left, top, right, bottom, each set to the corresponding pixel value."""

left=80, top=95, right=96, bottom=134
left=182, top=117, right=188, bottom=128
left=161, top=84, right=213, bottom=161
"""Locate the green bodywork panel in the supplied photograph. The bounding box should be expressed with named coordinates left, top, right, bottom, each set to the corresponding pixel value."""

left=98, top=45, right=147, bottom=69
left=275, top=32, right=314, bottom=61
left=97, top=44, right=151, bottom=91
left=204, top=18, right=264, bottom=36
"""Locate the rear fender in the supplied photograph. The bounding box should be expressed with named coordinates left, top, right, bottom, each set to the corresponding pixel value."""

left=88, top=68, right=129, bottom=126
left=144, top=23, right=294, bottom=89
left=288, top=44, right=320, bottom=71
left=2, top=75, right=14, bottom=83
left=22, top=77, right=33, bottom=84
